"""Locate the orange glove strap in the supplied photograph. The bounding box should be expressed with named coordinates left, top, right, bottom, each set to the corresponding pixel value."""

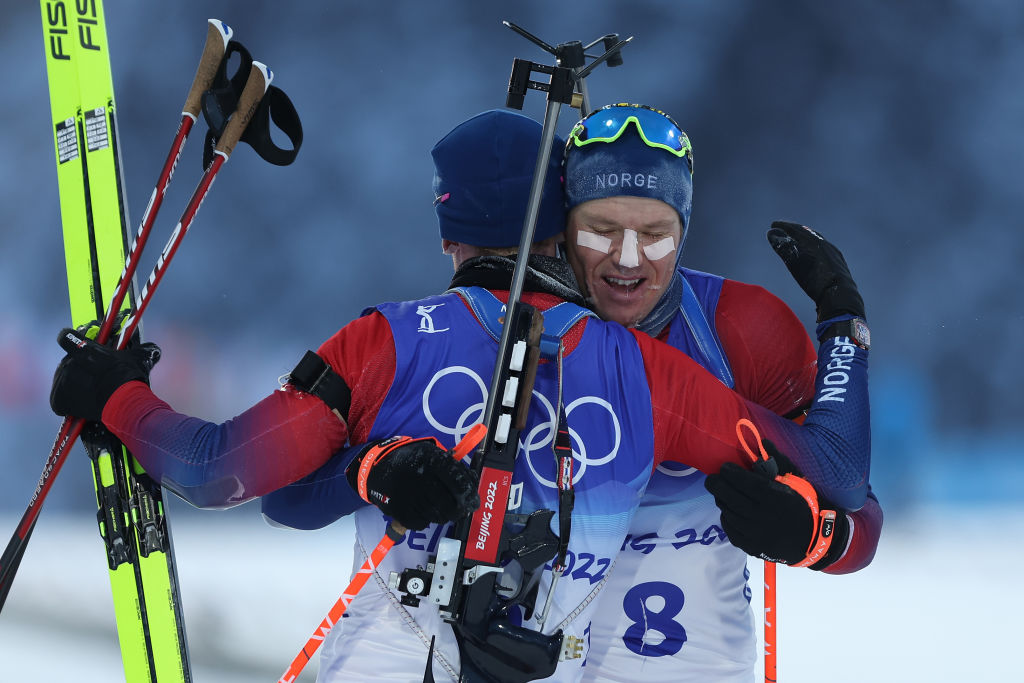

left=779, top=473, right=837, bottom=568
left=736, top=419, right=837, bottom=568
left=355, top=435, right=441, bottom=503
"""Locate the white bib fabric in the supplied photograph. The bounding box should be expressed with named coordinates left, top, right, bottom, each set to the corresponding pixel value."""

left=319, top=507, right=608, bottom=683
left=581, top=472, right=756, bottom=682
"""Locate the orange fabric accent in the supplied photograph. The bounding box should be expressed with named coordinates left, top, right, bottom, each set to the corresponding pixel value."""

left=356, top=436, right=443, bottom=504
left=795, top=507, right=838, bottom=568
left=787, top=475, right=836, bottom=568
left=357, top=436, right=404, bottom=503
left=452, top=423, right=487, bottom=461
left=735, top=418, right=837, bottom=567
left=735, top=418, right=770, bottom=463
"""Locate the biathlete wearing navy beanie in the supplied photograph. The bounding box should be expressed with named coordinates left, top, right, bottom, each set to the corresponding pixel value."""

left=431, top=109, right=566, bottom=248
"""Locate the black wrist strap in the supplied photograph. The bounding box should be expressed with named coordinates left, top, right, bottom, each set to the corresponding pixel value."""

left=287, top=350, right=351, bottom=421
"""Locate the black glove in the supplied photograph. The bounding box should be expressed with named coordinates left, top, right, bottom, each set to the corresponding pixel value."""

left=705, top=439, right=849, bottom=570
left=50, top=327, right=161, bottom=423
left=346, top=435, right=480, bottom=531
left=766, top=221, right=865, bottom=322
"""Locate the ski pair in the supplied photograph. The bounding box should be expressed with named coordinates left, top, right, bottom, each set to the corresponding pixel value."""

left=2, top=7, right=273, bottom=682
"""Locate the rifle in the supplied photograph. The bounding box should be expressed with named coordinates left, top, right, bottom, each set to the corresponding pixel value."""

left=389, top=24, right=631, bottom=683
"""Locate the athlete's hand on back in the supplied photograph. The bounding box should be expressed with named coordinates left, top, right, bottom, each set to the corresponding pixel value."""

left=704, top=438, right=850, bottom=570
left=345, top=436, right=480, bottom=531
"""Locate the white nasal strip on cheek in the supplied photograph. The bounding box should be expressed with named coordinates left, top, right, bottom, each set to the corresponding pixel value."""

left=642, top=235, right=676, bottom=261
left=619, top=229, right=640, bottom=268
left=577, top=230, right=613, bottom=254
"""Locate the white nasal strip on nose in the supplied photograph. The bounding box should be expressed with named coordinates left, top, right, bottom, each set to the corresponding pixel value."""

left=619, top=229, right=640, bottom=268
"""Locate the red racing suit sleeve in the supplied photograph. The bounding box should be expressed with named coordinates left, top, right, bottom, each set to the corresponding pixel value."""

left=714, top=279, right=817, bottom=417
left=714, top=279, right=881, bottom=571
left=101, top=380, right=347, bottom=508
left=315, top=311, right=397, bottom=445
left=636, top=329, right=870, bottom=512
left=824, top=487, right=883, bottom=574
left=100, top=312, right=398, bottom=509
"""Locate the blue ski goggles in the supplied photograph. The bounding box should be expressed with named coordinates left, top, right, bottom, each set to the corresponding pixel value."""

left=568, top=103, right=693, bottom=171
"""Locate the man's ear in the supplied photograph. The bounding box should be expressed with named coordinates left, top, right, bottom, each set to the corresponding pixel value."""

left=442, top=239, right=458, bottom=255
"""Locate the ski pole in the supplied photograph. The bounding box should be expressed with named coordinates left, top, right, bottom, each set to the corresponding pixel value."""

left=0, top=20, right=234, bottom=606
left=0, top=60, right=272, bottom=604
left=95, top=18, right=233, bottom=346
left=277, top=522, right=405, bottom=683
left=114, top=60, right=273, bottom=348
left=0, top=18, right=232, bottom=607
left=277, top=424, right=487, bottom=683
left=764, top=557, right=777, bottom=683
left=735, top=419, right=778, bottom=683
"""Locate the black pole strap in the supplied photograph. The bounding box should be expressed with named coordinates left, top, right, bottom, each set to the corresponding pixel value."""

left=200, top=39, right=303, bottom=168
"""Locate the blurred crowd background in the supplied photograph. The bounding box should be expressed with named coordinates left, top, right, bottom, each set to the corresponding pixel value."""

left=4, top=0, right=1020, bottom=517
left=2, top=2, right=1021, bottom=680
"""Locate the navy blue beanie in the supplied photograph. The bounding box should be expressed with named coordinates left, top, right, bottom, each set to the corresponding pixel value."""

left=432, top=110, right=566, bottom=248
left=564, top=115, right=693, bottom=238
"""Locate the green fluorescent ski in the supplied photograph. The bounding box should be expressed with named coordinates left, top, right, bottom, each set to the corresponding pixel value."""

left=40, top=1, right=191, bottom=681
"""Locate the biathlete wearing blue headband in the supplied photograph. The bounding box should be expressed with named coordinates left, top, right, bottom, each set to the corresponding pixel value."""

left=560, top=104, right=883, bottom=683
left=50, top=106, right=873, bottom=682
left=260, top=106, right=878, bottom=681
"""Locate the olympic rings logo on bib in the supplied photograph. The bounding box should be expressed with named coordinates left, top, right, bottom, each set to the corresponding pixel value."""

left=422, top=366, right=488, bottom=441
left=655, top=461, right=698, bottom=477
left=421, top=365, right=622, bottom=489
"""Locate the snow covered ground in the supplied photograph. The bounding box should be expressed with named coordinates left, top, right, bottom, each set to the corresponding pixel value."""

left=1, top=503, right=1019, bottom=682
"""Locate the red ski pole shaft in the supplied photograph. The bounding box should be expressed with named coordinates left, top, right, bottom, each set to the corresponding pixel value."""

left=95, top=18, right=232, bottom=347
left=278, top=425, right=487, bottom=682
left=0, top=58, right=271, bottom=602
left=734, top=418, right=779, bottom=683
left=116, top=60, right=273, bottom=349
left=0, top=20, right=233, bottom=597
left=13, top=18, right=232, bottom=536
left=0, top=20, right=231, bottom=598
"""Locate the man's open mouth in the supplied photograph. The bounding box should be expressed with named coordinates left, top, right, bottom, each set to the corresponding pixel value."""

left=603, top=275, right=644, bottom=293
